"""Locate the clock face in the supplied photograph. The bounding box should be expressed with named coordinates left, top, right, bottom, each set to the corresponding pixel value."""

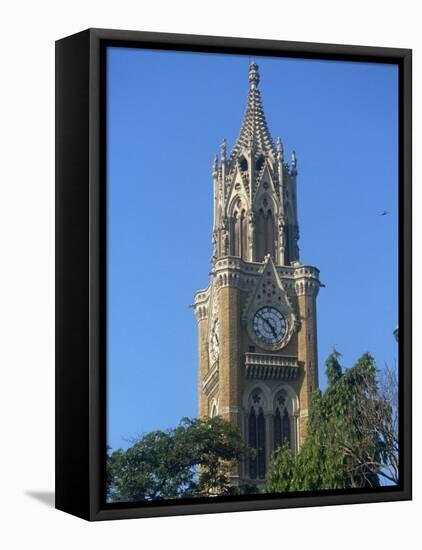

left=210, top=320, right=220, bottom=362
left=253, top=307, right=287, bottom=345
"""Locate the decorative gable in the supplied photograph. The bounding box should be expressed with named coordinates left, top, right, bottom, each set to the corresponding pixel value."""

left=242, top=255, right=299, bottom=350
left=225, top=165, right=250, bottom=217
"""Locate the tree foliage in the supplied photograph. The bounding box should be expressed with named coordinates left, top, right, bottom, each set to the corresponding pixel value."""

left=265, top=351, right=398, bottom=493
left=107, top=416, right=246, bottom=502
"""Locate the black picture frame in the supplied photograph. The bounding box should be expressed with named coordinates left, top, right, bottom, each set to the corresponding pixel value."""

left=55, top=28, right=412, bottom=521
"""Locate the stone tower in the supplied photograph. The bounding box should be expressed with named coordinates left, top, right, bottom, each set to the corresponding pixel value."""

left=193, top=62, right=321, bottom=487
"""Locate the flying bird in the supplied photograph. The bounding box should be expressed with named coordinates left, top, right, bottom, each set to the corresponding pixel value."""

left=381, top=211, right=389, bottom=216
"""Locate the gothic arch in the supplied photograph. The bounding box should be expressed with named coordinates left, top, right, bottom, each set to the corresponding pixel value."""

left=253, top=193, right=277, bottom=262
left=271, top=384, right=299, bottom=415
left=266, top=209, right=275, bottom=259
left=271, top=385, right=299, bottom=454
left=256, top=208, right=265, bottom=262
left=228, top=196, right=249, bottom=260
left=255, top=155, right=265, bottom=172
left=274, top=407, right=290, bottom=449
left=240, top=209, right=247, bottom=258
left=245, top=386, right=268, bottom=480
left=239, top=155, right=248, bottom=172
left=244, top=383, right=271, bottom=413
left=253, top=187, right=278, bottom=215
left=231, top=211, right=240, bottom=256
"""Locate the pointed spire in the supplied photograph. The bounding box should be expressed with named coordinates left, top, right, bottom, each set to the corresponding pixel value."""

left=231, top=62, right=275, bottom=159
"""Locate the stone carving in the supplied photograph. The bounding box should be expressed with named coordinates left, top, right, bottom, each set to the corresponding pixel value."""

left=211, top=230, right=218, bottom=263
left=291, top=150, right=297, bottom=175
left=277, top=392, right=287, bottom=406
left=276, top=137, right=284, bottom=161
left=213, top=154, right=218, bottom=174
left=221, top=138, right=227, bottom=160
left=221, top=219, right=229, bottom=255
left=278, top=218, right=286, bottom=257
left=252, top=391, right=261, bottom=404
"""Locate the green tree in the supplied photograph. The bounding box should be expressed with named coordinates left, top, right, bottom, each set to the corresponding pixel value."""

left=265, top=352, right=394, bottom=493
left=265, top=443, right=295, bottom=493
left=107, top=416, right=246, bottom=502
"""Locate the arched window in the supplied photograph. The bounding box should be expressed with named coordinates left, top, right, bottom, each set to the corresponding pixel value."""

left=240, top=209, right=248, bottom=260
left=256, top=207, right=275, bottom=261
left=230, top=211, right=239, bottom=256
left=234, top=212, right=241, bottom=257
left=248, top=392, right=267, bottom=480
left=257, top=408, right=266, bottom=478
left=255, top=155, right=265, bottom=171
left=211, top=403, right=218, bottom=418
left=282, top=408, right=290, bottom=445
left=256, top=209, right=266, bottom=262
left=248, top=407, right=257, bottom=480
left=274, top=406, right=291, bottom=449
left=274, top=408, right=282, bottom=448
left=231, top=204, right=248, bottom=260
left=266, top=209, right=275, bottom=259
left=239, top=155, right=248, bottom=172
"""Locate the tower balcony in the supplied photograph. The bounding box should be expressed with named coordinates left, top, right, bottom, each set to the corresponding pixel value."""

left=244, top=352, right=300, bottom=381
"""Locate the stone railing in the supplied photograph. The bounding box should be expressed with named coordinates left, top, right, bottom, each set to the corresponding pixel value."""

left=244, top=352, right=300, bottom=380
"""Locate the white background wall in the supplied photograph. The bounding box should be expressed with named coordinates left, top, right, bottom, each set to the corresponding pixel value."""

left=0, top=1, right=418, bottom=548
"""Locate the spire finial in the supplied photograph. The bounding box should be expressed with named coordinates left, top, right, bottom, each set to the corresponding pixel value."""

left=213, top=153, right=218, bottom=174
left=248, top=60, right=260, bottom=90
left=221, top=138, right=227, bottom=160
left=277, top=137, right=284, bottom=160
left=291, top=150, right=297, bottom=174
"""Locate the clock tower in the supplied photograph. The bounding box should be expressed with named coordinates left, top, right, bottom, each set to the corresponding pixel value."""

left=193, top=62, right=321, bottom=486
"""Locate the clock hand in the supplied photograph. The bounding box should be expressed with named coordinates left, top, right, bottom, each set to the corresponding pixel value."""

left=258, top=313, right=277, bottom=338
left=265, top=318, right=277, bottom=338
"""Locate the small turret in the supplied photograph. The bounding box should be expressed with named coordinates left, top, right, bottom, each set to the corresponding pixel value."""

left=213, top=153, right=218, bottom=176
left=291, top=150, right=297, bottom=175
left=221, top=138, right=227, bottom=162
left=276, top=137, right=284, bottom=162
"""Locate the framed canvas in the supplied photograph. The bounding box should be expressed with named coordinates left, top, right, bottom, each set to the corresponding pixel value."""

left=55, top=28, right=412, bottom=521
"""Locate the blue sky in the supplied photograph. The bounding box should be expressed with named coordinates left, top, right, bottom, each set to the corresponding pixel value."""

left=106, top=47, right=398, bottom=451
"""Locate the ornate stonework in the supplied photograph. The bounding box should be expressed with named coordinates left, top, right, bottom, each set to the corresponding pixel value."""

left=193, top=62, right=321, bottom=486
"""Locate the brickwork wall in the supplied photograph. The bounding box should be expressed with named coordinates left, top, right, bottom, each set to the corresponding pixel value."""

left=197, top=317, right=209, bottom=419
left=297, top=293, right=318, bottom=444
left=218, top=286, right=242, bottom=430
